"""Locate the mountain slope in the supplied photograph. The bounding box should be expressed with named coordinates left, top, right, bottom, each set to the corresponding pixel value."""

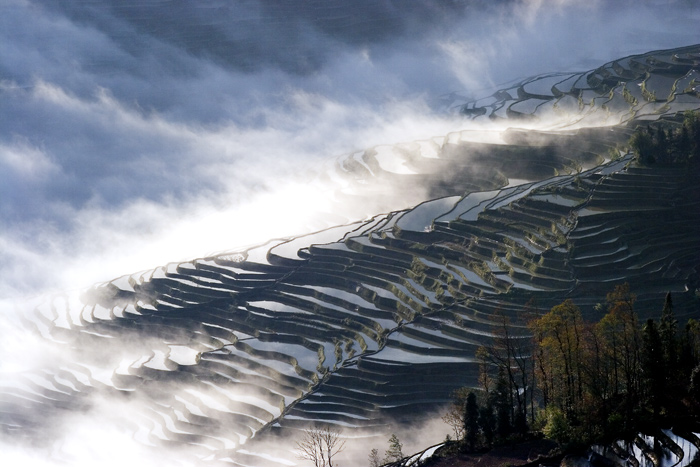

left=3, top=45, right=700, bottom=466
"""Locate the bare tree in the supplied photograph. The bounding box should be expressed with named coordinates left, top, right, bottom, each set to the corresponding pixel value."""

left=296, top=425, right=346, bottom=467
left=441, top=386, right=471, bottom=439
left=477, top=311, right=534, bottom=432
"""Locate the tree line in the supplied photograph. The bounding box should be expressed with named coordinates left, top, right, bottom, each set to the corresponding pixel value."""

left=629, top=110, right=700, bottom=166
left=445, top=284, right=700, bottom=450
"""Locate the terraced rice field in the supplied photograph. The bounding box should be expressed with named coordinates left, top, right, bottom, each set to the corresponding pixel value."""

left=456, top=45, right=700, bottom=128
left=3, top=45, right=700, bottom=466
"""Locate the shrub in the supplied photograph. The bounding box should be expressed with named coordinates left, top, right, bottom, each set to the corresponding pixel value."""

left=543, top=407, right=571, bottom=446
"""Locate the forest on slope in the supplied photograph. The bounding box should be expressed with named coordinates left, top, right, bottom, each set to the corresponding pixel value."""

left=443, top=286, right=700, bottom=452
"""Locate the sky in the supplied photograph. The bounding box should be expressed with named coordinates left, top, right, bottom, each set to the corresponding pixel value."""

left=1, top=1, right=700, bottom=465
left=1, top=0, right=699, bottom=299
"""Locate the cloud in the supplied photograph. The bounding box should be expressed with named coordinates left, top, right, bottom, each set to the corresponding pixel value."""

left=0, top=138, right=57, bottom=176
left=31, top=0, right=481, bottom=75
left=0, top=76, right=463, bottom=297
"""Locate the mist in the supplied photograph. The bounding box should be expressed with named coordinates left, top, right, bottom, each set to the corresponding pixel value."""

left=2, top=0, right=700, bottom=465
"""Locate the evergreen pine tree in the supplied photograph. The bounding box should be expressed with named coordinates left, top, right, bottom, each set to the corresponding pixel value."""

left=385, top=434, right=403, bottom=462
left=514, top=410, right=528, bottom=436
left=464, top=392, right=479, bottom=450
left=368, top=448, right=381, bottom=467
left=493, top=368, right=512, bottom=440
left=478, top=404, right=495, bottom=447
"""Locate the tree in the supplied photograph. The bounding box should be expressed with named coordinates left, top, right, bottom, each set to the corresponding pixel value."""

left=600, top=283, right=641, bottom=416
left=680, top=319, right=700, bottom=376
left=683, top=110, right=700, bottom=161
left=296, top=425, right=346, bottom=467
left=656, top=128, right=669, bottom=163
left=630, top=127, right=655, bottom=165
left=368, top=448, right=381, bottom=467
left=676, top=124, right=691, bottom=158
left=493, top=368, right=512, bottom=440
left=523, top=298, right=540, bottom=424
left=580, top=319, right=613, bottom=423
left=596, top=311, right=622, bottom=397
left=641, top=319, right=664, bottom=418
left=628, top=111, right=700, bottom=166
left=385, top=434, right=404, bottom=462
left=477, top=311, right=533, bottom=434
left=464, top=391, right=479, bottom=450
left=478, top=403, right=496, bottom=447
left=543, top=407, right=570, bottom=447
left=690, top=365, right=700, bottom=414
left=659, top=292, right=678, bottom=371
left=442, top=386, right=471, bottom=439
left=530, top=317, right=552, bottom=409
left=530, top=299, right=585, bottom=418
